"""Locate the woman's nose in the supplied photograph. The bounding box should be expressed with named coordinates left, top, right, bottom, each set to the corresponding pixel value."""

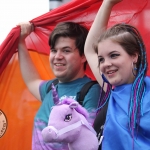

left=103, top=59, right=112, bottom=68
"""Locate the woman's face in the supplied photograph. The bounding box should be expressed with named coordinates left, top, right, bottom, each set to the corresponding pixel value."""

left=97, top=39, right=138, bottom=86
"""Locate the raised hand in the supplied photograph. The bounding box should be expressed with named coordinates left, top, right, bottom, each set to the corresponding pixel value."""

left=104, top=0, right=122, bottom=5
left=18, top=22, right=34, bottom=40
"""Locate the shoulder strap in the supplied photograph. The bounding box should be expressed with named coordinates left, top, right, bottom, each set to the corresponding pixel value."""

left=46, top=78, right=59, bottom=94
left=93, top=102, right=108, bottom=150
left=77, top=80, right=98, bottom=105
left=93, top=101, right=108, bottom=134
left=47, top=79, right=100, bottom=106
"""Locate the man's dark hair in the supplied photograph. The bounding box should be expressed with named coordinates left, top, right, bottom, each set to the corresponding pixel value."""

left=49, top=22, right=88, bottom=70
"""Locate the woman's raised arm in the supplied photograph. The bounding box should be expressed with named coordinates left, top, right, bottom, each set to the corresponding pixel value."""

left=84, top=0, right=122, bottom=88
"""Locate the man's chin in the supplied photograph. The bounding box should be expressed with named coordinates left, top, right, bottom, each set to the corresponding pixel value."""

left=54, top=73, right=65, bottom=79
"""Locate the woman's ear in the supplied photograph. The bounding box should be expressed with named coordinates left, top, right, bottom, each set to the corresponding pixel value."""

left=132, top=53, right=139, bottom=63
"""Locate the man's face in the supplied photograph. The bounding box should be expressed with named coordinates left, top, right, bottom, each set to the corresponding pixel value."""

left=50, top=37, right=86, bottom=82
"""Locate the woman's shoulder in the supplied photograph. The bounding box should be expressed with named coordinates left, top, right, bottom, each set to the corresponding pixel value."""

left=145, top=76, right=150, bottom=92
left=142, top=76, right=150, bottom=114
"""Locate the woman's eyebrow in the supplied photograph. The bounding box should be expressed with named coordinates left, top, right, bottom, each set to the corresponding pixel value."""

left=98, top=50, right=119, bottom=57
left=109, top=50, right=119, bottom=54
left=98, top=55, right=102, bottom=58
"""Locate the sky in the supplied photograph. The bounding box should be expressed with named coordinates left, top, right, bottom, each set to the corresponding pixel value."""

left=0, top=0, right=49, bottom=44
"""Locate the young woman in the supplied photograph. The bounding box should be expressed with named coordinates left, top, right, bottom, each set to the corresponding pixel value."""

left=84, top=0, right=150, bottom=149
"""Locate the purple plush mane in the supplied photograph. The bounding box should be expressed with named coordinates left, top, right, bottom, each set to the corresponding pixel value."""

left=42, top=84, right=98, bottom=150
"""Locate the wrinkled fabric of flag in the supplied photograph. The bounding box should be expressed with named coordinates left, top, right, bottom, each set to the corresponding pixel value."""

left=0, top=0, right=150, bottom=150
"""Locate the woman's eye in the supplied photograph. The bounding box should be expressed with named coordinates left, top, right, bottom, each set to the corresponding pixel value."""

left=98, top=57, right=104, bottom=65
left=64, top=114, right=72, bottom=122
left=111, top=53, right=120, bottom=58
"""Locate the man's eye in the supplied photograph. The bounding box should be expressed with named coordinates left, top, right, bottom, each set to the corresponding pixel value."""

left=50, top=49, right=57, bottom=53
left=63, top=49, right=71, bottom=53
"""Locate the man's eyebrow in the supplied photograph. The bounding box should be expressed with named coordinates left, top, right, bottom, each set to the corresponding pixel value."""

left=51, top=46, right=71, bottom=50
left=62, top=46, right=71, bottom=49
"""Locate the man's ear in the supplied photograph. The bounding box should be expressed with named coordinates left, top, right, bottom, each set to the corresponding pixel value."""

left=81, top=54, right=87, bottom=63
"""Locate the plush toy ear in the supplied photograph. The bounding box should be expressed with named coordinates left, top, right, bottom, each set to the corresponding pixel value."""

left=69, top=102, right=78, bottom=109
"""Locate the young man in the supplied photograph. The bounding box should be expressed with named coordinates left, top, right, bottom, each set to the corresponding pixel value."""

left=18, top=22, right=101, bottom=150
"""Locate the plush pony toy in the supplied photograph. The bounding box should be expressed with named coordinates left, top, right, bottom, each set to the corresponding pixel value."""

left=42, top=84, right=99, bottom=150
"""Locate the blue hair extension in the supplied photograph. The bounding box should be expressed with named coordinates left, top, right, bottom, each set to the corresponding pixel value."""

left=140, top=87, right=145, bottom=116
left=126, top=24, right=147, bottom=141
left=96, top=83, right=111, bottom=113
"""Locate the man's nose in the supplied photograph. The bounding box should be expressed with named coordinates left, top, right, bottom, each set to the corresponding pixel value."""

left=55, top=51, right=63, bottom=59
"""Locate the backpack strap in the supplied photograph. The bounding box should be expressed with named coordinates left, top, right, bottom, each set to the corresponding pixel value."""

left=76, top=80, right=98, bottom=105
left=46, top=78, right=59, bottom=94
left=47, top=79, right=99, bottom=106
left=93, top=100, right=108, bottom=149
left=93, top=102, right=108, bottom=133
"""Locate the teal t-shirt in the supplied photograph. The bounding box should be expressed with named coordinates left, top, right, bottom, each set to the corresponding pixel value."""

left=32, top=76, right=101, bottom=150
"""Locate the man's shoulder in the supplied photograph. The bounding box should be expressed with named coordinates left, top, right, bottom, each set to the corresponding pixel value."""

left=76, top=75, right=95, bottom=83
left=83, top=76, right=100, bottom=87
left=39, top=79, right=57, bottom=94
left=42, top=79, right=57, bottom=86
left=76, top=76, right=101, bottom=95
